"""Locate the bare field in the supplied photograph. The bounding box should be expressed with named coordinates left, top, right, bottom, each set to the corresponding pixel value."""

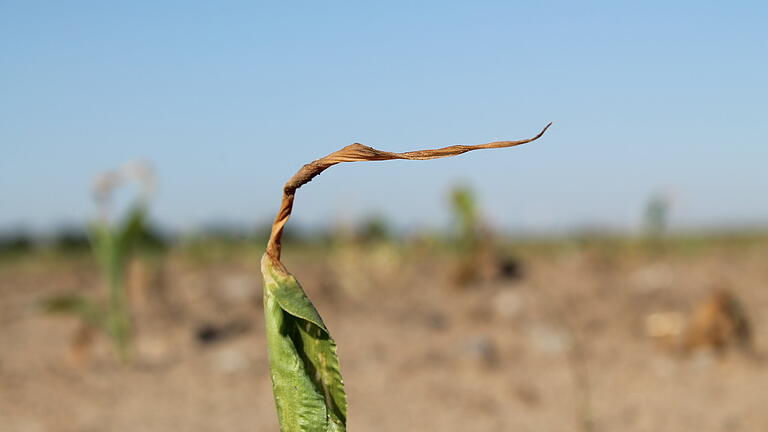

left=2, top=240, right=767, bottom=432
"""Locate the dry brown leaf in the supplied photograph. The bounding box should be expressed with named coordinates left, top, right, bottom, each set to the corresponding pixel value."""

left=266, top=123, right=553, bottom=261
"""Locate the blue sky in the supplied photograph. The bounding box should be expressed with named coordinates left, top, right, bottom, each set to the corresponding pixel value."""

left=1, top=1, right=766, bottom=233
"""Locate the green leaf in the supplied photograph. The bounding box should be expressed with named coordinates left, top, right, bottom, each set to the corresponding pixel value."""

left=262, top=254, right=347, bottom=432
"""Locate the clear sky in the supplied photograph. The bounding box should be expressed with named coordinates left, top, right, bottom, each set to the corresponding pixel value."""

left=1, top=1, right=766, bottom=234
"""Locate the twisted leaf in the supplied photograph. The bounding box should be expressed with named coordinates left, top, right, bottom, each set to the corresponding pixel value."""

left=261, top=123, right=551, bottom=431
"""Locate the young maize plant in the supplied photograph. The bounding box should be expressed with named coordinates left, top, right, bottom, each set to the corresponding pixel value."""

left=45, top=162, right=155, bottom=364
left=261, top=123, right=551, bottom=432
left=450, top=184, right=484, bottom=286
left=643, top=191, right=671, bottom=253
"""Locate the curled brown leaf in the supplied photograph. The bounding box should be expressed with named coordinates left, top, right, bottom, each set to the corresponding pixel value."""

left=266, top=123, right=552, bottom=260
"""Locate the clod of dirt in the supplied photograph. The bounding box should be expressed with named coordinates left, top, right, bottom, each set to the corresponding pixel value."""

left=210, top=347, right=250, bottom=375
left=512, top=382, right=542, bottom=407
left=196, top=319, right=250, bottom=345
left=459, top=336, right=499, bottom=368
left=645, top=311, right=685, bottom=347
left=135, top=335, right=172, bottom=364
left=497, top=256, right=524, bottom=280
left=425, top=311, right=449, bottom=331
left=492, top=289, right=524, bottom=321
left=221, top=273, right=259, bottom=304
left=526, top=323, right=572, bottom=355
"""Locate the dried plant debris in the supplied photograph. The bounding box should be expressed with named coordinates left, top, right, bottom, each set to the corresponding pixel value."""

left=645, top=289, right=754, bottom=357
left=682, top=289, right=752, bottom=355
left=261, top=124, right=551, bottom=431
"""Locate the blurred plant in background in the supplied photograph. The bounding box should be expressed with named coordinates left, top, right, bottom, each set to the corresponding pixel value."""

left=449, top=184, right=484, bottom=286
left=43, top=161, right=160, bottom=364
left=643, top=191, right=672, bottom=252
left=448, top=184, right=525, bottom=286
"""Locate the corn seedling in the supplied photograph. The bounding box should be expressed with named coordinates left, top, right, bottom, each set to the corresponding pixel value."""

left=449, top=184, right=522, bottom=285
left=44, top=162, right=155, bottom=364
left=261, top=123, right=551, bottom=431
left=643, top=191, right=672, bottom=253
left=451, top=184, right=481, bottom=251
left=449, top=184, right=488, bottom=286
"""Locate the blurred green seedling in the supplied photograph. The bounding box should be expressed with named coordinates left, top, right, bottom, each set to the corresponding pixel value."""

left=450, top=184, right=485, bottom=286
left=451, top=184, right=480, bottom=250
left=643, top=191, right=672, bottom=254
left=44, top=161, right=155, bottom=364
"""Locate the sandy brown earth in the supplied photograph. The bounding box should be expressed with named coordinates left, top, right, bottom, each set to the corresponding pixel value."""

left=1, top=241, right=767, bottom=432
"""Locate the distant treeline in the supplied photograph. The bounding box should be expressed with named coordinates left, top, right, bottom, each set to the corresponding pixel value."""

left=0, top=213, right=399, bottom=256
left=0, top=225, right=167, bottom=255
left=2, top=218, right=767, bottom=257
left=0, top=220, right=322, bottom=256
